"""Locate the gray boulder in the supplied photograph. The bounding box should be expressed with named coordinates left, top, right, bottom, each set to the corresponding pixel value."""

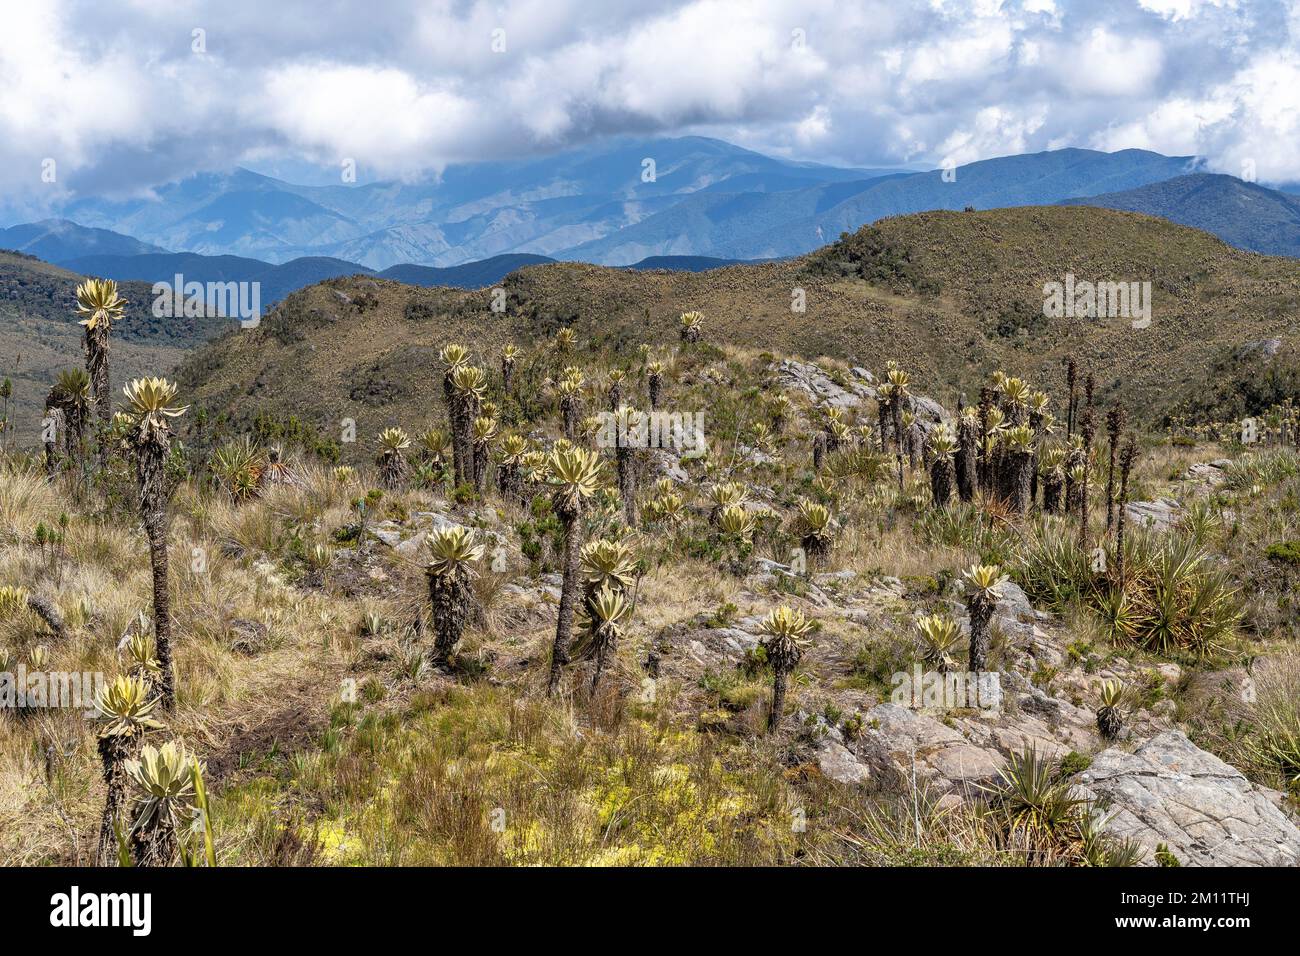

left=1077, top=730, right=1300, bottom=867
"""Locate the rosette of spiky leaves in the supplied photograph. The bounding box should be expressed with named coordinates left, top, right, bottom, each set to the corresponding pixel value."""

left=0, top=585, right=29, bottom=618
left=452, top=364, right=488, bottom=404
left=679, top=310, right=704, bottom=342
left=796, top=499, right=834, bottom=561
left=95, top=675, right=163, bottom=739
left=963, top=563, right=1008, bottom=598
left=332, top=465, right=356, bottom=484
left=580, top=538, right=638, bottom=597
left=708, top=481, right=748, bottom=519
left=548, top=445, right=603, bottom=519
left=1096, top=679, right=1125, bottom=740
left=499, top=434, right=528, bottom=464
left=472, top=416, right=498, bottom=446
left=554, top=327, right=577, bottom=353
left=426, top=525, right=485, bottom=662
left=55, top=367, right=92, bottom=410
left=718, top=503, right=755, bottom=541
left=963, top=563, right=1007, bottom=672
left=502, top=343, right=519, bottom=370
left=759, top=606, right=812, bottom=670
left=376, top=427, right=412, bottom=455
left=417, top=427, right=451, bottom=463
left=1003, top=422, right=1036, bottom=453
left=928, top=422, right=957, bottom=459
left=1039, top=445, right=1067, bottom=476
left=1002, top=376, right=1031, bottom=413
left=426, top=525, right=486, bottom=579
left=122, top=378, right=189, bottom=434
left=916, top=613, right=962, bottom=672
left=578, top=414, right=602, bottom=443
left=125, top=633, right=162, bottom=682
left=649, top=489, right=686, bottom=524
left=584, top=585, right=630, bottom=694
left=124, top=741, right=202, bottom=853
left=76, top=277, right=128, bottom=331
left=769, top=394, right=794, bottom=430
left=439, top=344, right=469, bottom=374
left=520, top=450, right=550, bottom=485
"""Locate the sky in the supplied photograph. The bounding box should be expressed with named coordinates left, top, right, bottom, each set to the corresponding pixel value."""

left=2, top=0, right=1298, bottom=208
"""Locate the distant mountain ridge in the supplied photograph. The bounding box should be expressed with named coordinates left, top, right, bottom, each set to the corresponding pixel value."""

left=35, top=138, right=1221, bottom=270
left=1060, top=173, right=1300, bottom=257
left=0, top=219, right=166, bottom=261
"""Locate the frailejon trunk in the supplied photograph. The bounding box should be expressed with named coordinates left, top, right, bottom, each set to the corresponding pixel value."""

left=86, top=325, right=110, bottom=465
left=968, top=598, right=993, bottom=672
left=616, top=446, right=638, bottom=525
left=930, top=457, right=955, bottom=509
left=1009, top=450, right=1033, bottom=515
left=1043, top=471, right=1063, bottom=513
left=547, top=508, right=582, bottom=696
left=96, top=734, right=139, bottom=866
left=768, top=669, right=788, bottom=732
left=648, top=374, right=661, bottom=410
left=956, top=418, right=977, bottom=502
left=428, top=573, right=470, bottom=663
left=138, top=434, right=175, bottom=709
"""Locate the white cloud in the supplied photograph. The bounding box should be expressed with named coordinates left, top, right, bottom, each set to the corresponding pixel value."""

left=2, top=0, right=1300, bottom=208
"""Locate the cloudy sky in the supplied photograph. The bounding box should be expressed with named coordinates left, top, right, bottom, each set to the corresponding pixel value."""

left=2, top=0, right=1298, bottom=206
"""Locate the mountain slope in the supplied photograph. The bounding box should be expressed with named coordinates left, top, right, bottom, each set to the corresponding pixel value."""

left=0, top=252, right=236, bottom=438
left=174, top=206, right=1300, bottom=453
left=568, top=148, right=1200, bottom=263
left=0, top=219, right=166, bottom=261
left=60, top=137, right=883, bottom=269
left=1060, top=173, right=1300, bottom=257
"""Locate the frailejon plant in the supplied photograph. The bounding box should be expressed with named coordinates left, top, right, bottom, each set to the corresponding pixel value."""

left=124, top=740, right=203, bottom=867
left=1096, top=679, right=1125, bottom=740
left=122, top=378, right=188, bottom=709
left=584, top=585, right=629, bottom=696
left=94, top=675, right=162, bottom=867
left=916, top=613, right=961, bottom=673
left=375, top=427, right=412, bottom=490
left=546, top=445, right=603, bottom=696
left=963, top=563, right=1006, bottom=672
left=425, top=524, right=485, bottom=666
left=758, top=606, right=813, bottom=732
left=76, top=277, right=127, bottom=461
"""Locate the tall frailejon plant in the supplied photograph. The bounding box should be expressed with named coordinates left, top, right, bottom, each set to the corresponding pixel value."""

left=612, top=405, right=641, bottom=526
left=76, top=278, right=127, bottom=464
left=759, top=607, right=813, bottom=731
left=928, top=423, right=957, bottom=509
left=439, top=345, right=470, bottom=484
left=122, top=378, right=188, bottom=709
left=963, top=563, right=1007, bottom=673
left=425, top=525, right=485, bottom=665
left=501, top=344, right=518, bottom=394
left=452, top=364, right=487, bottom=488
left=546, top=445, right=603, bottom=695
left=470, top=415, right=498, bottom=494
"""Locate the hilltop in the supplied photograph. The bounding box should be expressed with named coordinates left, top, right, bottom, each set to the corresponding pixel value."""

left=176, top=205, right=1300, bottom=449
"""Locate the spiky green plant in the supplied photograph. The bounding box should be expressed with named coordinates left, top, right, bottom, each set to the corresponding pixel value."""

left=94, top=675, right=162, bottom=866
left=916, top=613, right=962, bottom=673
left=1096, top=680, right=1125, bottom=740
left=375, top=427, right=412, bottom=490
left=501, top=343, right=519, bottom=392
left=124, top=741, right=202, bottom=867
left=963, top=564, right=1007, bottom=672
left=547, top=445, right=603, bottom=695
left=679, top=310, right=704, bottom=344
left=122, top=379, right=188, bottom=710
left=796, top=500, right=834, bottom=564
left=426, top=525, right=485, bottom=664
left=759, top=607, right=813, bottom=731
left=76, top=278, right=127, bottom=445
left=584, top=585, right=630, bottom=696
